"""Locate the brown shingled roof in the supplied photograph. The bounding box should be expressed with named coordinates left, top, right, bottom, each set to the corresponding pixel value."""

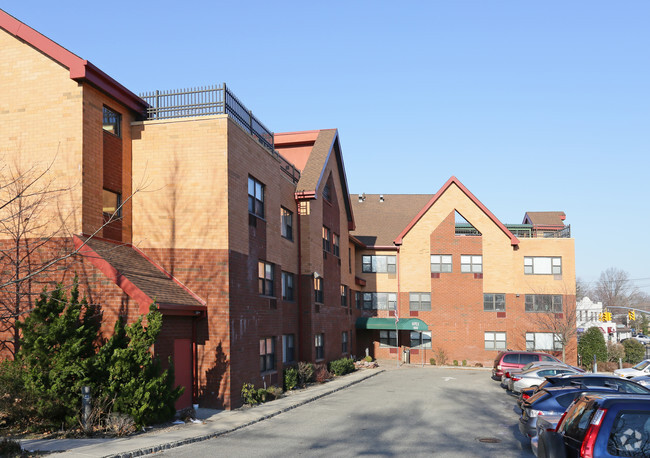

left=523, top=211, right=566, bottom=227
left=295, top=129, right=336, bottom=195
left=350, top=194, right=433, bottom=247
left=77, top=236, right=205, bottom=313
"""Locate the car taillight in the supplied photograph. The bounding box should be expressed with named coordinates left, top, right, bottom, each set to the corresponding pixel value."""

left=522, top=393, right=530, bottom=400
left=511, top=376, right=521, bottom=381
left=580, top=408, right=607, bottom=458
left=555, top=410, right=568, bottom=431
left=497, top=365, right=502, bottom=370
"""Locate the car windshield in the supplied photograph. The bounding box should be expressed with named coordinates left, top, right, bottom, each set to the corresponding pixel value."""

left=634, top=361, right=650, bottom=371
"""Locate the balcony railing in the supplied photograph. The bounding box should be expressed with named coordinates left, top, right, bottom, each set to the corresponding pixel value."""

left=139, top=84, right=300, bottom=183
left=455, top=223, right=571, bottom=238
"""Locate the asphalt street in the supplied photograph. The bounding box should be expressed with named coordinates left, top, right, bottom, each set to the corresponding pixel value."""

left=159, top=366, right=535, bottom=457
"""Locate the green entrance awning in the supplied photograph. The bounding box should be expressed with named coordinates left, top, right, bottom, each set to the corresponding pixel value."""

left=355, top=317, right=429, bottom=331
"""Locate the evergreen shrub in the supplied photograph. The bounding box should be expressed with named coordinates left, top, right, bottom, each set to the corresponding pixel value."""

left=578, top=327, right=608, bottom=369
left=329, top=358, right=355, bottom=376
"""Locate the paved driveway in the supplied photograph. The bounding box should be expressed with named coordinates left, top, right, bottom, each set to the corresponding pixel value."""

left=161, top=365, right=534, bottom=457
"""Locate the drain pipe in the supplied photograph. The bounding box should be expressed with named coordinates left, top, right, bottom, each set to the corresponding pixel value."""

left=295, top=198, right=304, bottom=361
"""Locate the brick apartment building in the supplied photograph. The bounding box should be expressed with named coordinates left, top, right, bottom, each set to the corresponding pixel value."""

left=0, top=10, right=575, bottom=409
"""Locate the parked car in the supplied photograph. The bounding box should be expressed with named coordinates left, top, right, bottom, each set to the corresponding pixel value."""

left=633, top=334, right=650, bottom=345
left=519, top=386, right=624, bottom=438
left=631, top=374, right=650, bottom=388
left=502, top=361, right=570, bottom=389
left=536, top=393, right=650, bottom=457
left=492, top=351, right=562, bottom=381
left=530, top=414, right=563, bottom=457
left=518, top=373, right=650, bottom=408
left=614, top=359, right=650, bottom=378
left=512, top=366, right=583, bottom=394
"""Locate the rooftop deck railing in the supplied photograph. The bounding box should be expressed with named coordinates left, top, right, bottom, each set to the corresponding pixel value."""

left=455, top=223, right=571, bottom=238
left=139, top=84, right=301, bottom=184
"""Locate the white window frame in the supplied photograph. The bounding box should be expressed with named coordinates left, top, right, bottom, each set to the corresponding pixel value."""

left=430, top=255, right=452, bottom=273
left=526, top=332, right=563, bottom=351
left=460, top=255, right=482, bottom=273
left=484, top=332, right=507, bottom=350
left=524, top=256, right=562, bottom=275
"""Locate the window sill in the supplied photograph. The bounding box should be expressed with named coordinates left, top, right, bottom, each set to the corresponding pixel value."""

left=281, top=235, right=294, bottom=242
left=259, top=294, right=276, bottom=299
left=261, top=369, right=277, bottom=376
left=248, top=212, right=266, bottom=222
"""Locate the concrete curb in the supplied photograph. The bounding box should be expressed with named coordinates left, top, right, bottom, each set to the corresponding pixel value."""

left=36, top=368, right=384, bottom=457
left=108, top=368, right=384, bottom=458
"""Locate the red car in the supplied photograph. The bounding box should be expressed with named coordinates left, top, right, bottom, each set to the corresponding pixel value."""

left=492, top=350, right=561, bottom=381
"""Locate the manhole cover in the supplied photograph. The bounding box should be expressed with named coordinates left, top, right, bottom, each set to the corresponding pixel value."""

left=477, top=437, right=501, bottom=443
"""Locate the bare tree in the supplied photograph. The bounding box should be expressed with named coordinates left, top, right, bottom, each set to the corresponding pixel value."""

left=576, top=277, right=591, bottom=302
left=0, top=160, right=75, bottom=356
left=593, top=268, right=643, bottom=322
left=0, top=158, right=144, bottom=357
left=534, top=295, right=578, bottom=363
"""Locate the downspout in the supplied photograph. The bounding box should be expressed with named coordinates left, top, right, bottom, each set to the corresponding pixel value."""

left=396, top=245, right=401, bottom=367
left=295, top=198, right=303, bottom=361
left=192, top=315, right=198, bottom=405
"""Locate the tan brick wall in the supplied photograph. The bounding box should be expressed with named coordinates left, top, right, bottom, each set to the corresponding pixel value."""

left=131, top=115, right=230, bottom=250
left=0, top=28, right=84, bottom=236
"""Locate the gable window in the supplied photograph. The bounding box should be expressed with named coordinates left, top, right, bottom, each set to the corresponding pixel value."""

left=260, top=337, right=275, bottom=372
left=362, top=255, right=396, bottom=273
left=102, top=189, right=122, bottom=218
left=525, top=294, right=563, bottom=313
left=526, top=332, right=562, bottom=351
left=281, top=271, right=294, bottom=301
left=315, top=333, right=324, bottom=360
left=484, top=332, right=507, bottom=350
left=323, top=183, right=332, bottom=202
left=248, top=176, right=264, bottom=218
left=379, top=330, right=397, bottom=347
left=281, top=207, right=293, bottom=240
left=484, top=294, right=506, bottom=311
left=340, top=285, right=348, bottom=307
left=102, top=106, right=121, bottom=137
left=409, top=293, right=431, bottom=311
left=461, top=255, right=482, bottom=273
left=410, top=331, right=432, bottom=349
left=524, top=257, right=562, bottom=275
left=282, top=334, right=295, bottom=363
left=258, top=261, right=274, bottom=296
left=332, top=233, right=340, bottom=257
left=430, top=255, right=452, bottom=273
left=362, top=292, right=397, bottom=310
left=342, top=331, right=348, bottom=354
left=322, top=226, right=331, bottom=252
left=314, top=277, right=324, bottom=303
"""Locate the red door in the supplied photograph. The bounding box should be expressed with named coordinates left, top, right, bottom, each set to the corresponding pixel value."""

left=174, top=339, right=192, bottom=410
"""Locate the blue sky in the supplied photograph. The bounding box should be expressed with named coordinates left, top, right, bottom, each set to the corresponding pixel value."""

left=4, top=1, right=649, bottom=292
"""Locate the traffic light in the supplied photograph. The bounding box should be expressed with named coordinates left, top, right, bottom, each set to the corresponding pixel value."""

left=629, top=310, right=636, bottom=321
left=598, top=312, right=605, bottom=322
left=604, top=312, right=612, bottom=321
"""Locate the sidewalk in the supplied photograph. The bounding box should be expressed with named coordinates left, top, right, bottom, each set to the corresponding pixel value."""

left=19, top=368, right=384, bottom=457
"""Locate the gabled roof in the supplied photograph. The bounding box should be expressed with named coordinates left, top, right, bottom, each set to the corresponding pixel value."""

left=393, top=176, right=520, bottom=246
left=74, top=236, right=206, bottom=316
left=0, top=9, right=147, bottom=115
left=350, top=194, right=432, bottom=248
left=523, top=211, right=566, bottom=227
left=275, top=129, right=355, bottom=231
